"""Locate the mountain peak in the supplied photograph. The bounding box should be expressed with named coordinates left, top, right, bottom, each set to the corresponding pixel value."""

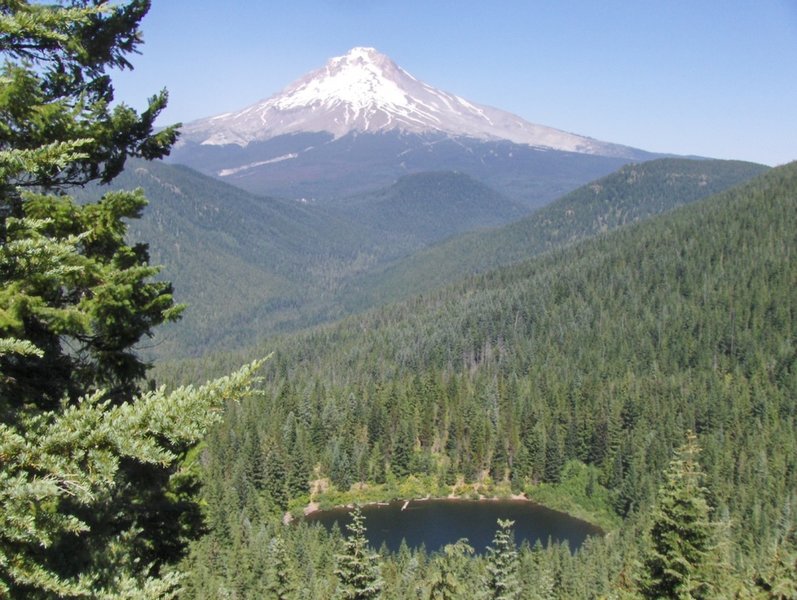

left=335, top=46, right=388, bottom=63
left=271, top=46, right=412, bottom=117
left=329, top=46, right=403, bottom=75
left=179, top=47, right=638, bottom=158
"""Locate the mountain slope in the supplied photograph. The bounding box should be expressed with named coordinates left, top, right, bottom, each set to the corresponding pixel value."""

left=116, top=157, right=766, bottom=358
left=76, top=160, right=532, bottom=355
left=343, top=158, right=770, bottom=310
left=333, top=171, right=528, bottom=244
left=171, top=163, right=797, bottom=595
left=169, top=47, right=657, bottom=204
left=179, top=47, right=638, bottom=156
left=77, top=160, right=387, bottom=353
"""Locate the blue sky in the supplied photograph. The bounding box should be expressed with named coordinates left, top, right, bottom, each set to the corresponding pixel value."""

left=113, top=1, right=797, bottom=166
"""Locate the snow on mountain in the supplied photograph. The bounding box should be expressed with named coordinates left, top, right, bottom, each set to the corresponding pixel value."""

left=179, top=47, right=636, bottom=158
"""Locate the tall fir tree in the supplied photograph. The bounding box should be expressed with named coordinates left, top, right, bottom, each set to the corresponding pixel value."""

left=543, top=426, right=564, bottom=484
left=427, top=539, right=473, bottom=600
left=266, top=535, right=296, bottom=600
left=638, top=431, right=716, bottom=600
left=485, top=519, right=520, bottom=599
left=334, top=506, right=383, bottom=600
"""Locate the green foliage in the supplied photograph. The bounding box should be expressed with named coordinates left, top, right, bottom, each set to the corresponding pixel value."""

left=0, top=352, right=262, bottom=596
left=638, top=432, right=716, bottom=599
left=334, top=506, right=384, bottom=599
left=426, top=539, right=474, bottom=599
left=485, top=519, right=519, bottom=599
left=753, top=529, right=797, bottom=599
left=266, top=535, right=297, bottom=600
left=0, top=194, right=183, bottom=409
left=525, top=461, right=621, bottom=531
left=180, top=162, right=796, bottom=597
left=0, top=1, right=263, bottom=597
left=0, top=1, right=178, bottom=188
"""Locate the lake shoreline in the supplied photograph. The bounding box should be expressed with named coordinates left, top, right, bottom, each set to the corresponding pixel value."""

left=291, top=494, right=605, bottom=554
left=283, top=491, right=599, bottom=532
left=282, top=468, right=620, bottom=531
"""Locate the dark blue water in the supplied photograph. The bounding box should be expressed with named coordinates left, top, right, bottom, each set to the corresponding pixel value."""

left=304, top=498, right=602, bottom=553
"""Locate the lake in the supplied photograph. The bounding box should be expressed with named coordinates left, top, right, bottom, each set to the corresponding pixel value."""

left=304, top=498, right=603, bottom=553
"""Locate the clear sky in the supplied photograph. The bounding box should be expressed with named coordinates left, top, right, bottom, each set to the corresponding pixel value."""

left=112, top=1, right=797, bottom=166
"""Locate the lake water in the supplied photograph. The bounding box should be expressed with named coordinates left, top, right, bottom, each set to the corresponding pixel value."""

left=304, top=498, right=602, bottom=553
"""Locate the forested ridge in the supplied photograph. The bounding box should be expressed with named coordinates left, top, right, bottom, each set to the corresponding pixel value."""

left=76, top=162, right=530, bottom=355
left=332, top=170, right=528, bottom=243
left=177, top=162, right=797, bottom=597
left=95, top=154, right=766, bottom=359
left=343, top=158, right=769, bottom=311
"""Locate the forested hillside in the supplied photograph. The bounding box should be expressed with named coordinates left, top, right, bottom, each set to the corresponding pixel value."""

left=79, top=158, right=400, bottom=353
left=179, top=161, right=797, bottom=598
left=80, top=158, right=765, bottom=358
left=332, top=171, right=528, bottom=244
left=79, top=162, right=524, bottom=355
left=345, top=158, right=769, bottom=310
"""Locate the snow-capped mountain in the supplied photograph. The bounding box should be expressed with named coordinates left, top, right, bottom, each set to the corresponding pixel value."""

left=179, top=47, right=633, bottom=157
left=170, top=47, right=656, bottom=204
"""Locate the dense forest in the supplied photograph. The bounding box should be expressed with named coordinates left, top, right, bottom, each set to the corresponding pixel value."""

left=344, top=158, right=768, bottom=311
left=177, top=162, right=797, bottom=597
left=2, top=2, right=795, bottom=599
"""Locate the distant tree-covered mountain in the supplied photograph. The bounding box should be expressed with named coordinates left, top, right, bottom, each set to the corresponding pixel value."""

left=78, top=158, right=767, bottom=357
left=78, top=159, right=382, bottom=353
left=77, top=161, right=525, bottom=354
left=333, top=170, right=529, bottom=244
left=343, top=158, right=769, bottom=310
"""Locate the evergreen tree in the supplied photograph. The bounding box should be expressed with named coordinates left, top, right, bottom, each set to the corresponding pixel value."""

left=544, top=426, right=564, bottom=483
left=0, top=0, right=178, bottom=410
left=0, top=2, right=261, bottom=596
left=283, top=415, right=311, bottom=498
left=334, top=506, right=383, bottom=600
left=0, top=330, right=262, bottom=596
left=368, top=442, right=387, bottom=484
left=639, top=431, right=716, bottom=600
left=485, top=519, right=520, bottom=599
left=753, top=528, right=797, bottom=600
left=522, top=541, right=556, bottom=600
left=491, top=437, right=508, bottom=482
left=391, top=422, right=413, bottom=479
left=266, top=535, right=296, bottom=600
left=264, top=447, right=289, bottom=511
left=427, top=539, right=473, bottom=600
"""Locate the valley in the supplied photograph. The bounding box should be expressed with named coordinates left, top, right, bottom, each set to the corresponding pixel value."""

left=80, top=156, right=768, bottom=359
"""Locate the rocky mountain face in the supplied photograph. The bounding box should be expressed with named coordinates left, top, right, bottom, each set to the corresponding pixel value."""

left=170, top=47, right=656, bottom=205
